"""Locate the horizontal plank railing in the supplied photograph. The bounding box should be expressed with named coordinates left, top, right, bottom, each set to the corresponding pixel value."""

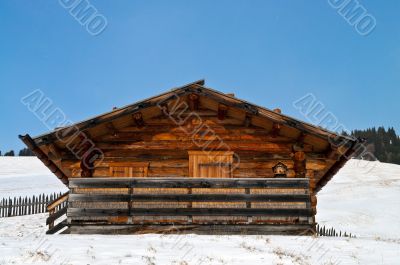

left=46, top=192, right=69, bottom=234
left=0, top=193, right=64, bottom=218
left=68, top=208, right=313, bottom=217
left=69, top=193, right=311, bottom=203
left=68, top=177, right=313, bottom=233
left=69, top=177, right=310, bottom=189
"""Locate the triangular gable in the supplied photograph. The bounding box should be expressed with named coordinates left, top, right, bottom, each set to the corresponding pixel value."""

left=20, top=80, right=359, bottom=192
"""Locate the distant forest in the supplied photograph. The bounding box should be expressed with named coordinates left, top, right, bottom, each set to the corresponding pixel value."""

left=1, top=127, right=399, bottom=164
left=1, top=148, right=34, bottom=157
left=348, top=127, right=400, bottom=165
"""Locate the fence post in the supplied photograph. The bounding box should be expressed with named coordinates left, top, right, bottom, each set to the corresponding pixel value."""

left=24, top=197, right=27, bottom=215
left=41, top=194, right=45, bottom=213
left=45, top=195, right=49, bottom=212
left=7, top=198, right=12, bottom=217
left=39, top=195, right=42, bottom=213
left=17, top=197, right=20, bottom=216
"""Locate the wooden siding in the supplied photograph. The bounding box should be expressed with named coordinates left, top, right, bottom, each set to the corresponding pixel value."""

left=67, top=178, right=314, bottom=234
left=61, top=107, right=331, bottom=192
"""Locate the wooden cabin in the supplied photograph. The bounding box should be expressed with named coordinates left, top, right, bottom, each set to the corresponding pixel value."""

left=20, top=80, right=359, bottom=235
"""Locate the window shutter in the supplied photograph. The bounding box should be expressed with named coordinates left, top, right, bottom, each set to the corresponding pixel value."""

left=109, top=162, right=149, bottom=177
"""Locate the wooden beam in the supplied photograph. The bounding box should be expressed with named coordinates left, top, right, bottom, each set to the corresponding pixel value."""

left=46, top=206, right=67, bottom=225
left=292, top=132, right=307, bottom=152
left=67, top=208, right=313, bottom=217
left=46, top=219, right=67, bottom=235
left=105, top=122, right=118, bottom=137
left=73, top=135, right=97, bottom=178
left=19, top=134, right=69, bottom=185
left=293, top=151, right=306, bottom=178
left=133, top=112, right=145, bottom=128
left=69, top=177, right=310, bottom=189
left=244, top=114, right=252, bottom=127
left=297, top=132, right=306, bottom=143
left=47, top=192, right=70, bottom=211
left=95, top=141, right=314, bottom=153
left=271, top=123, right=281, bottom=137
left=68, top=224, right=314, bottom=235
left=188, top=93, right=199, bottom=111
left=69, top=193, right=311, bottom=203
left=326, top=145, right=340, bottom=161
left=217, top=104, right=229, bottom=120
left=48, top=144, right=62, bottom=161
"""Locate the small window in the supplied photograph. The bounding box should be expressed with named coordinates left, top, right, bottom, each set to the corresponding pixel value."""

left=109, top=162, right=149, bottom=177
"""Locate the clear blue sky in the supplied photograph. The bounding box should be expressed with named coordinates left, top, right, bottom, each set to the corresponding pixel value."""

left=0, top=1, right=399, bottom=153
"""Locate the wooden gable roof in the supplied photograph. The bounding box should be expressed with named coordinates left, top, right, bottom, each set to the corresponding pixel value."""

left=20, top=80, right=360, bottom=192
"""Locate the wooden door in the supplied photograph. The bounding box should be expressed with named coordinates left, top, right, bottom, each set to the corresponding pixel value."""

left=188, top=151, right=233, bottom=178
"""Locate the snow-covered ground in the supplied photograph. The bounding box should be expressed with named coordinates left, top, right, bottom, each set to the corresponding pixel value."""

left=0, top=157, right=67, bottom=198
left=0, top=157, right=399, bottom=264
left=317, top=159, right=400, bottom=239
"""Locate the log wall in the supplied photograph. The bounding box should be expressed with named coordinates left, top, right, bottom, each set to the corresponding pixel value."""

left=67, top=178, right=315, bottom=234
left=59, top=108, right=332, bottom=190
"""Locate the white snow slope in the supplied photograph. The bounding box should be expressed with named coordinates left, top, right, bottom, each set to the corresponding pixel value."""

left=0, top=157, right=67, bottom=198
left=0, top=157, right=399, bottom=265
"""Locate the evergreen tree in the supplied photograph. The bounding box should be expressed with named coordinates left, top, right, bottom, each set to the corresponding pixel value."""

left=4, top=150, right=15, bottom=156
left=352, top=127, right=400, bottom=164
left=18, top=148, right=34, bottom=156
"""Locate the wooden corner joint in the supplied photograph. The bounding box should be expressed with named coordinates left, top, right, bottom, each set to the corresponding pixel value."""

left=133, top=112, right=145, bottom=128
left=244, top=114, right=252, bottom=127
left=326, top=145, right=340, bottom=161
left=271, top=123, right=281, bottom=137
left=218, top=104, right=229, bottom=120
left=188, top=93, right=200, bottom=111
left=48, top=144, right=62, bottom=161
left=106, top=122, right=118, bottom=137
left=292, top=151, right=306, bottom=178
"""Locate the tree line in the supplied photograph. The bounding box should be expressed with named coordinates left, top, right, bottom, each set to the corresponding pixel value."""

left=0, top=148, right=34, bottom=157
left=345, top=126, right=400, bottom=165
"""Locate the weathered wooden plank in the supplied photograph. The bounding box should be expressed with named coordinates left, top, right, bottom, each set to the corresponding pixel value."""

left=68, top=208, right=313, bottom=217
left=95, top=141, right=313, bottom=153
left=95, top=130, right=297, bottom=143
left=47, top=192, right=69, bottom=211
left=46, top=219, right=68, bottom=234
left=12, top=197, right=16, bottom=216
left=69, top=178, right=309, bottom=189
left=69, top=193, right=311, bottom=203
left=68, top=224, right=315, bottom=235
left=46, top=206, right=68, bottom=225
left=64, top=158, right=327, bottom=172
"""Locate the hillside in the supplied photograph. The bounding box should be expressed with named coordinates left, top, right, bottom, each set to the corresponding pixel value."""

left=0, top=157, right=67, bottom=198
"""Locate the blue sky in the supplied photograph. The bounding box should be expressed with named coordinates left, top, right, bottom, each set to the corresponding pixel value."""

left=0, top=0, right=399, bottom=153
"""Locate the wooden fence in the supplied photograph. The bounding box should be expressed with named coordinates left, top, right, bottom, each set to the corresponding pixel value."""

left=316, top=224, right=356, bottom=238
left=0, top=192, right=65, bottom=218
